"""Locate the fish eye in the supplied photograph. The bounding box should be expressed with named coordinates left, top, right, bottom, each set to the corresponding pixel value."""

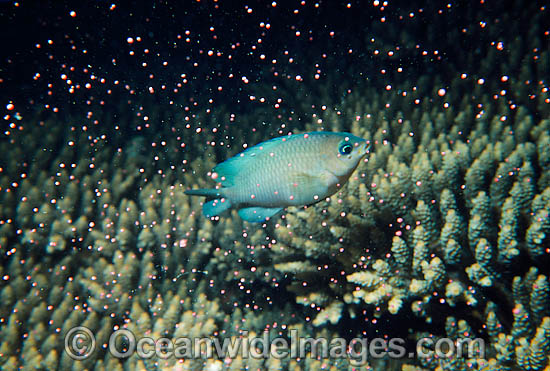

left=339, top=143, right=353, bottom=155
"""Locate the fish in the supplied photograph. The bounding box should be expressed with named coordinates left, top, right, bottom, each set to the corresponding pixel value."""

left=185, top=131, right=370, bottom=222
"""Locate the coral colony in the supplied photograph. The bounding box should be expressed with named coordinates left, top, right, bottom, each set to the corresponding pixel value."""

left=0, top=1, right=549, bottom=370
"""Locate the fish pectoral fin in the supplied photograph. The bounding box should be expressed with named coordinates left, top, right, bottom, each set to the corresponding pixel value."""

left=293, top=171, right=338, bottom=187
left=290, top=171, right=337, bottom=200
left=317, top=170, right=339, bottom=186
left=292, top=172, right=317, bottom=184
left=238, top=206, right=283, bottom=223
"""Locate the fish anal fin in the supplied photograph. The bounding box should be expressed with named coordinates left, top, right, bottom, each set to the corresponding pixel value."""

left=238, top=207, right=283, bottom=223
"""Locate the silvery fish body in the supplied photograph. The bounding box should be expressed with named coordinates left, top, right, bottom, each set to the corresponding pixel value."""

left=185, top=131, right=370, bottom=222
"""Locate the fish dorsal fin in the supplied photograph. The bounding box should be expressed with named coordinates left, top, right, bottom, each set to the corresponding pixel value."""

left=214, top=136, right=290, bottom=187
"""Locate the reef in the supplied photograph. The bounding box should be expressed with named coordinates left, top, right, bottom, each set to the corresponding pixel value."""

left=0, top=0, right=549, bottom=370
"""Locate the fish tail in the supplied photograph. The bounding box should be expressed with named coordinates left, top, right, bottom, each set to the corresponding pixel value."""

left=184, top=188, right=231, bottom=218
left=184, top=188, right=221, bottom=198
left=203, top=198, right=232, bottom=218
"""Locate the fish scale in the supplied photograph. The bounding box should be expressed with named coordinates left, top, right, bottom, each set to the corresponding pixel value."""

left=234, top=141, right=315, bottom=204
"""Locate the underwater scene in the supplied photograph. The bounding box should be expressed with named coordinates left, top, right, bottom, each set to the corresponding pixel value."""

left=0, top=1, right=549, bottom=370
